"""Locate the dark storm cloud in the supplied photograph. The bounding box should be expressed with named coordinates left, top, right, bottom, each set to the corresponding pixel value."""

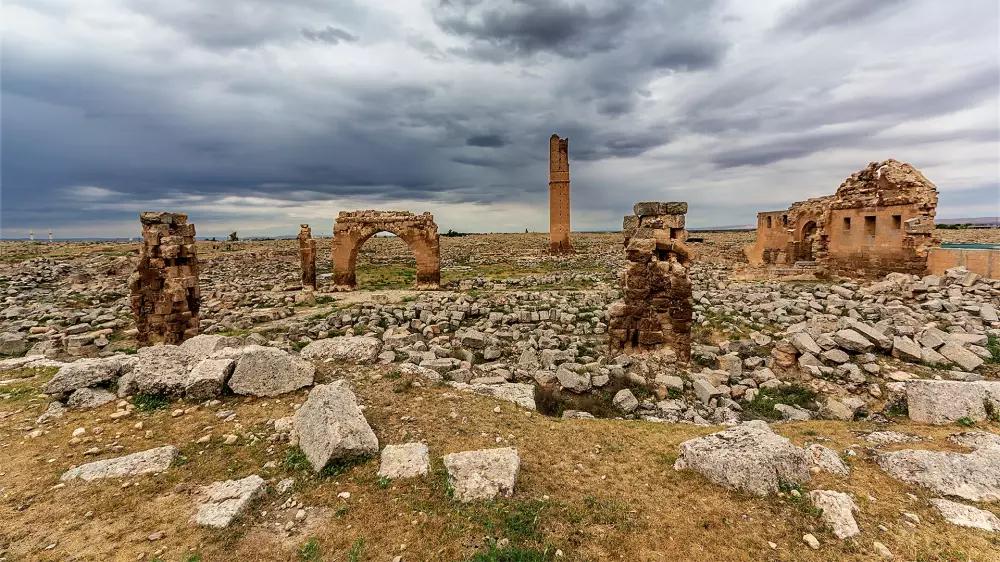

left=465, top=133, right=507, bottom=147
left=433, top=0, right=635, bottom=59
left=777, top=0, right=912, bottom=33
left=302, top=25, right=358, bottom=45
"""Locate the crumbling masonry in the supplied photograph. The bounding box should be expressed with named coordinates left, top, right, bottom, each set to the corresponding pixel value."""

left=298, top=224, right=317, bottom=289
left=548, top=134, right=574, bottom=254
left=129, top=212, right=200, bottom=346
left=331, top=210, right=440, bottom=291
left=746, top=159, right=939, bottom=278
left=609, top=202, right=693, bottom=361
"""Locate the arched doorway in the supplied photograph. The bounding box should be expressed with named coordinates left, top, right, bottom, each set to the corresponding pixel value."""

left=800, top=220, right=818, bottom=261
left=331, top=211, right=441, bottom=291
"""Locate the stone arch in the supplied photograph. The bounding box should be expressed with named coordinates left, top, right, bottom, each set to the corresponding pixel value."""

left=331, top=210, right=440, bottom=291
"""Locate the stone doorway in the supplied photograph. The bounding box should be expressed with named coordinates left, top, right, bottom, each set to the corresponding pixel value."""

left=800, top=220, right=818, bottom=261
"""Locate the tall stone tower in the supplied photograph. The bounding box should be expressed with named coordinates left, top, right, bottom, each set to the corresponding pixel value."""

left=548, top=134, right=574, bottom=254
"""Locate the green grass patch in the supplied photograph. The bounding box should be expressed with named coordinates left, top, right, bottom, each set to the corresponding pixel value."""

left=741, top=385, right=817, bottom=421
left=468, top=544, right=553, bottom=562
left=986, top=335, right=1000, bottom=364
left=132, top=393, right=170, bottom=412
left=283, top=447, right=311, bottom=472
left=298, top=537, right=321, bottom=561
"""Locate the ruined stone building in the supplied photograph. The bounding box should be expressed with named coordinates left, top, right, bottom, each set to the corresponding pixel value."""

left=548, top=134, right=573, bottom=254
left=609, top=202, right=693, bottom=361
left=129, top=212, right=200, bottom=345
left=745, top=159, right=939, bottom=277
left=298, top=224, right=317, bottom=289
left=330, top=210, right=441, bottom=291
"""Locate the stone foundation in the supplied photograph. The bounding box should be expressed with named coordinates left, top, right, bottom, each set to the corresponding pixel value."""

left=129, top=212, right=200, bottom=345
left=609, top=202, right=692, bottom=361
left=298, top=224, right=317, bottom=289
left=331, top=210, right=440, bottom=291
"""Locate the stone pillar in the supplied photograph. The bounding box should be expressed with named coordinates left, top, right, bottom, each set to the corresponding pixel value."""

left=129, top=212, right=200, bottom=346
left=608, top=202, right=692, bottom=361
left=548, top=134, right=574, bottom=254
left=298, top=224, right=317, bottom=289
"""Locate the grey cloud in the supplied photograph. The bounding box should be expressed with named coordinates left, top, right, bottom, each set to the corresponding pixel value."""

left=777, top=0, right=911, bottom=33
left=302, top=25, right=358, bottom=45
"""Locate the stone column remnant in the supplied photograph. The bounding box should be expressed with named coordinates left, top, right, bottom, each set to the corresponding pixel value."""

left=548, top=134, right=574, bottom=254
left=129, top=211, right=200, bottom=346
left=298, top=223, right=317, bottom=289
left=608, top=202, right=692, bottom=361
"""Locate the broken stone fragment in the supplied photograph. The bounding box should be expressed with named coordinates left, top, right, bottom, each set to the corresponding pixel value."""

left=192, top=474, right=266, bottom=528
left=293, top=381, right=378, bottom=472
left=44, top=356, right=132, bottom=396
left=443, top=447, right=520, bottom=502
left=61, top=446, right=179, bottom=482
left=184, top=358, right=234, bottom=400
left=378, top=443, right=430, bottom=480
left=66, top=387, right=116, bottom=409
left=448, top=382, right=536, bottom=410
left=876, top=445, right=1000, bottom=502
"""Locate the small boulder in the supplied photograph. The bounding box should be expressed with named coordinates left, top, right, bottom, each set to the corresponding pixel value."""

left=929, top=498, right=999, bottom=532
left=45, top=356, right=131, bottom=396
left=612, top=389, right=639, bottom=413
left=66, top=387, right=116, bottom=409
left=116, top=346, right=194, bottom=397
left=443, top=447, right=520, bottom=502
left=185, top=358, right=234, bottom=400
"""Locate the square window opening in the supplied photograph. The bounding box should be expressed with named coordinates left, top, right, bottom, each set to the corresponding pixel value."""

left=864, top=216, right=876, bottom=235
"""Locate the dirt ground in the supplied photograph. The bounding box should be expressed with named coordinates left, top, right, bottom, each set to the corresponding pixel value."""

left=2, top=363, right=998, bottom=562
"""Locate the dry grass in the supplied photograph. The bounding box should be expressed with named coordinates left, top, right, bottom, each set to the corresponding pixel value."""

left=2, top=363, right=998, bottom=562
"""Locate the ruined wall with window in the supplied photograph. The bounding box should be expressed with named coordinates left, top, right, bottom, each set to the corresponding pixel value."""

left=745, top=160, right=939, bottom=278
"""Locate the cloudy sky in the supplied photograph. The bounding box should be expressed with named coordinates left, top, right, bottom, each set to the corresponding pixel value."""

left=2, top=0, right=998, bottom=238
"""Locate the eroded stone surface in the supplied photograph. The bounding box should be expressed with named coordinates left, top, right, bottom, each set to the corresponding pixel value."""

left=294, top=381, right=378, bottom=472
left=443, top=447, right=520, bottom=502
left=809, top=490, right=860, bottom=539
left=44, top=356, right=131, bottom=396
left=673, top=421, right=811, bottom=496
left=378, top=443, right=430, bottom=479
left=448, top=382, right=536, bottom=410
left=876, top=446, right=1000, bottom=502
left=906, top=380, right=1000, bottom=424
left=929, top=498, right=1000, bottom=532
left=300, top=336, right=383, bottom=364
left=193, top=475, right=266, bottom=528
left=227, top=346, right=314, bottom=397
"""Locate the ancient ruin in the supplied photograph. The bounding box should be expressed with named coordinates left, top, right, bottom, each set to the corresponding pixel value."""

left=548, top=134, right=574, bottom=254
left=746, top=159, right=939, bottom=277
left=128, top=211, right=200, bottom=345
left=298, top=224, right=317, bottom=289
left=330, top=210, right=440, bottom=291
left=609, top=202, right=693, bottom=361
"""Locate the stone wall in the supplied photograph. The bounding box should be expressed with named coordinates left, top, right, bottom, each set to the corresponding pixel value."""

left=608, top=202, right=692, bottom=361
left=927, top=247, right=1000, bottom=279
left=298, top=224, right=317, bottom=289
left=331, top=210, right=440, bottom=291
left=548, top=134, right=573, bottom=254
left=129, top=212, right=200, bottom=345
left=745, top=159, right=939, bottom=278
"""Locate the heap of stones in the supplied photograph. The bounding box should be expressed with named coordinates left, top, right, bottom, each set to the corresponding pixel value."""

left=609, top=202, right=693, bottom=361
left=128, top=212, right=200, bottom=345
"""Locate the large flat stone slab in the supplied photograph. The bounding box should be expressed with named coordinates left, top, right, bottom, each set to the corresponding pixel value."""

left=673, top=420, right=811, bottom=496
left=61, top=446, right=178, bottom=482
left=929, top=498, right=999, bottom=532
left=448, top=382, right=536, bottom=410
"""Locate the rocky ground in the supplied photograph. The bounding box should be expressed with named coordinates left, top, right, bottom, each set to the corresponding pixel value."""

left=1, top=229, right=998, bottom=561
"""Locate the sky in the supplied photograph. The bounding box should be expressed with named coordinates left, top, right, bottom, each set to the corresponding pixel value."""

left=2, top=0, right=998, bottom=239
